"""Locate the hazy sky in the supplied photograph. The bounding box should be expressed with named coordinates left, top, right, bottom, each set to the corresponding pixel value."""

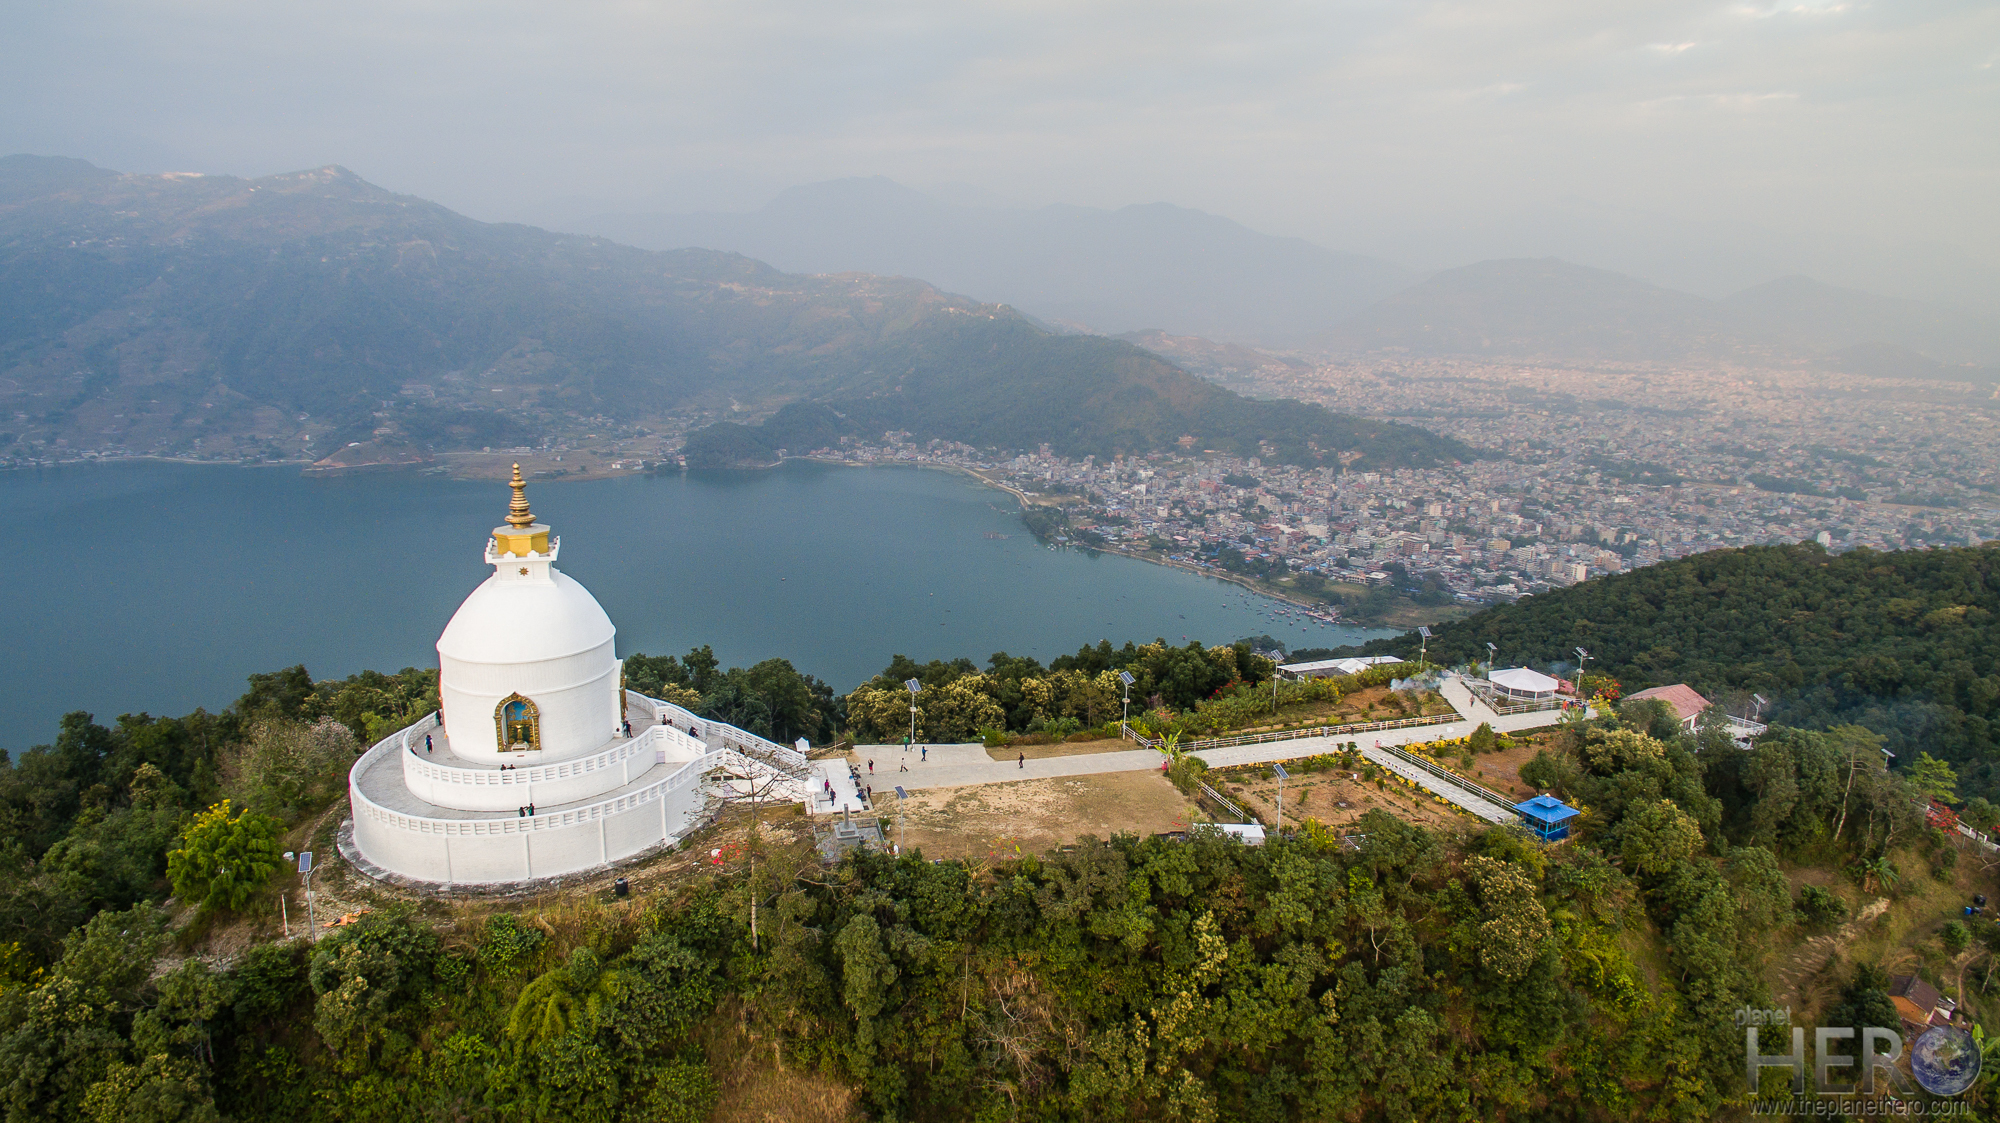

left=5, top=1, right=1997, bottom=289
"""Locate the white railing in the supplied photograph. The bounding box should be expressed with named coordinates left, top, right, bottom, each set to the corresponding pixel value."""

left=627, top=690, right=810, bottom=775
left=398, top=711, right=442, bottom=755
left=354, top=744, right=812, bottom=839
left=1373, top=742, right=1517, bottom=811
left=403, top=724, right=666, bottom=789
left=1196, top=780, right=1251, bottom=824
left=352, top=732, right=716, bottom=837
left=354, top=711, right=814, bottom=839
left=1463, top=684, right=1565, bottom=716
left=1122, top=712, right=1460, bottom=753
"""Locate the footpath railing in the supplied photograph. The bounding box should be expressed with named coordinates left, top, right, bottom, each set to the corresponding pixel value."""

left=627, top=690, right=811, bottom=778
left=1121, top=712, right=1460, bottom=754
left=399, top=711, right=443, bottom=755
left=1372, top=742, right=1517, bottom=812
left=1196, top=780, right=1252, bottom=824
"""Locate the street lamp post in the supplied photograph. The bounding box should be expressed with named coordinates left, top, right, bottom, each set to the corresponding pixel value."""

left=1418, top=625, right=1432, bottom=670
left=1119, top=671, right=1136, bottom=735
left=894, top=785, right=907, bottom=855
left=1272, top=763, right=1289, bottom=832
left=284, top=850, right=317, bottom=941
left=1485, top=642, right=1498, bottom=673
left=904, top=678, right=922, bottom=752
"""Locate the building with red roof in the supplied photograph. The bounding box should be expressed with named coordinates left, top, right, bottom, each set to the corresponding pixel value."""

left=1626, top=684, right=1712, bottom=731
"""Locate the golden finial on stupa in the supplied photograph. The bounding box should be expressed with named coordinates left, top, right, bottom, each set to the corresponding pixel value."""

left=506, top=463, right=535, bottom=528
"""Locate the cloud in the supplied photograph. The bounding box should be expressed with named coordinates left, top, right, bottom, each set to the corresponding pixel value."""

left=0, top=0, right=1994, bottom=278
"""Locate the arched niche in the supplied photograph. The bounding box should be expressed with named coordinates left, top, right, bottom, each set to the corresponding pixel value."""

left=495, top=693, right=541, bottom=752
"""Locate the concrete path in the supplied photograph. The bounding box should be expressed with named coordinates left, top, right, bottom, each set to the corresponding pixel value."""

left=841, top=674, right=1568, bottom=823
left=812, top=759, right=873, bottom=814
left=1353, top=745, right=1516, bottom=823
left=849, top=742, right=1163, bottom=791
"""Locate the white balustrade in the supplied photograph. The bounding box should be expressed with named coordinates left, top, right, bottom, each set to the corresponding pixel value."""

left=350, top=711, right=810, bottom=884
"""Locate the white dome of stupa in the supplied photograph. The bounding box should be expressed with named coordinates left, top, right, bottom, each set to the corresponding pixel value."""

left=437, top=569, right=613, bottom=666
left=434, top=465, right=622, bottom=762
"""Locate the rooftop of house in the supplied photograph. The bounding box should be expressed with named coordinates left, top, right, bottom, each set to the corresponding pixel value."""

left=1627, top=683, right=1712, bottom=724
left=1890, top=974, right=1943, bottom=1015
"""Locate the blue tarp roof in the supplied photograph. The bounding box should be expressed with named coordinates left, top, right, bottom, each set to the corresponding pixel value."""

left=1514, top=794, right=1579, bottom=823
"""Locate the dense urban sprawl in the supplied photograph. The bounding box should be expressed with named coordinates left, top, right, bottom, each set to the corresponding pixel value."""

left=807, top=357, right=1999, bottom=612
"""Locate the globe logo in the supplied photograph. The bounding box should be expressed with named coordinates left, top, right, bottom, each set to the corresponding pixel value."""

left=1910, top=1024, right=1981, bottom=1097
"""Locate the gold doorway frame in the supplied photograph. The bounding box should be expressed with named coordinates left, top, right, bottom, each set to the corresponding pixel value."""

left=494, top=693, right=541, bottom=752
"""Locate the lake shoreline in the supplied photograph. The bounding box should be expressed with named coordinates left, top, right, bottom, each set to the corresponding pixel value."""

left=806, top=457, right=1422, bottom=638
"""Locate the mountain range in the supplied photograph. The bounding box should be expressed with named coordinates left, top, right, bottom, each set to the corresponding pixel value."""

left=0, top=156, right=1468, bottom=469
left=571, top=177, right=1998, bottom=369
left=569, top=177, right=1417, bottom=348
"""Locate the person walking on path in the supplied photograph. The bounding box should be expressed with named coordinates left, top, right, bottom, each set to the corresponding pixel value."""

left=425, top=733, right=433, bottom=753
left=921, top=746, right=927, bottom=762
left=868, top=759, right=875, bottom=774
left=1018, top=752, right=1025, bottom=769
left=899, top=761, right=908, bottom=772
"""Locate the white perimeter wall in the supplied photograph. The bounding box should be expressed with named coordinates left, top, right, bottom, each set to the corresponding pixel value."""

left=351, top=739, right=711, bottom=884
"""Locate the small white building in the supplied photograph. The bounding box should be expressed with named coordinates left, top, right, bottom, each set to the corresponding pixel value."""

left=343, top=467, right=807, bottom=886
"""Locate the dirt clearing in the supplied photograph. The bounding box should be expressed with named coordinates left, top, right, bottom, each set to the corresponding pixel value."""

left=888, top=771, right=1197, bottom=861
left=1214, top=767, right=1474, bottom=833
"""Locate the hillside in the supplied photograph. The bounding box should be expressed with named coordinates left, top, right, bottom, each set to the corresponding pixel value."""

left=1328, top=257, right=2000, bottom=366
left=682, top=320, right=1472, bottom=468
left=4, top=629, right=1995, bottom=1119
left=570, top=176, right=1418, bottom=347
left=1351, top=541, right=2000, bottom=795
left=0, top=157, right=1463, bottom=470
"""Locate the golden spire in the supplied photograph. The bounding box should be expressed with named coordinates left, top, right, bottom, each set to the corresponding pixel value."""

left=505, top=463, right=535, bottom=527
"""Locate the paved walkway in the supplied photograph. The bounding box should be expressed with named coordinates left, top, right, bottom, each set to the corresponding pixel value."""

left=851, top=743, right=1165, bottom=791
left=846, top=674, right=1569, bottom=824
left=811, top=759, right=873, bottom=814
left=1354, top=745, right=1516, bottom=823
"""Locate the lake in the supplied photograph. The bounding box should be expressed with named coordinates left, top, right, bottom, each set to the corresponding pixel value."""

left=1, top=460, right=1394, bottom=749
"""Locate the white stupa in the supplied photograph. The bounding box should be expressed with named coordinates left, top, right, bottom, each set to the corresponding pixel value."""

left=342, top=466, right=810, bottom=886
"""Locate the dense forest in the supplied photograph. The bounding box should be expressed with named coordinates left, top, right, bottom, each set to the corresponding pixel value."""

left=2, top=694, right=1980, bottom=1120
left=1351, top=542, right=2000, bottom=797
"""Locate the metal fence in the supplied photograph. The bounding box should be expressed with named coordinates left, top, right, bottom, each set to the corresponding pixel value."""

left=1371, top=742, right=1516, bottom=811
left=1196, top=780, right=1252, bottom=824
left=1122, top=712, right=1459, bottom=754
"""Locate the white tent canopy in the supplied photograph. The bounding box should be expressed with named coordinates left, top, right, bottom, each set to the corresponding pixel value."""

left=1278, top=655, right=1401, bottom=680
left=1488, top=667, right=1559, bottom=696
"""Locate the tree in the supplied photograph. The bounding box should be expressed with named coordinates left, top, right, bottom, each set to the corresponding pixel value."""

left=1464, top=855, right=1551, bottom=982
left=1619, top=800, right=1703, bottom=877
left=1910, top=753, right=1960, bottom=805
left=224, top=719, right=356, bottom=822
left=165, top=801, right=283, bottom=914
left=1467, top=722, right=1497, bottom=754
